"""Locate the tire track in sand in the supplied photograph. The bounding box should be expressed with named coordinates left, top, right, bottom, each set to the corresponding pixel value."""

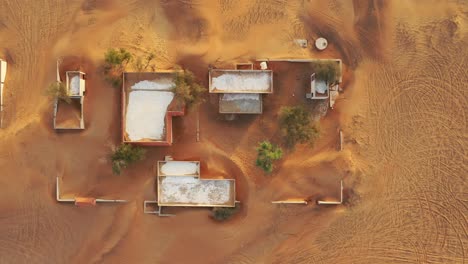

left=273, top=7, right=467, bottom=264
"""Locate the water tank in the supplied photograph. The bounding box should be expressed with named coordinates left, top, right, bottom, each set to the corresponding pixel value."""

left=315, top=37, right=328, bottom=51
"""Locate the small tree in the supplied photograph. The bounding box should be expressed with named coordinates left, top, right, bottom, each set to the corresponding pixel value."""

left=46, top=81, right=70, bottom=103
left=279, top=106, right=319, bottom=148
left=212, top=204, right=240, bottom=221
left=103, top=48, right=132, bottom=88
left=256, top=141, right=283, bottom=173
left=133, top=52, right=156, bottom=72
left=111, top=144, right=146, bottom=175
left=172, top=70, right=206, bottom=109
left=104, top=48, right=132, bottom=71
left=314, top=61, right=339, bottom=84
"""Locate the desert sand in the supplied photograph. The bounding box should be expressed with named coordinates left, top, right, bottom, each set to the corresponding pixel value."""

left=0, top=0, right=466, bottom=263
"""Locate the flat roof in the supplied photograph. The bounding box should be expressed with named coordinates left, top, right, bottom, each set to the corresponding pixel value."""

left=310, top=73, right=329, bottom=98
left=157, top=161, right=200, bottom=177
left=66, top=71, right=85, bottom=96
left=158, top=177, right=235, bottom=207
left=313, top=79, right=328, bottom=94
left=209, top=69, right=273, bottom=94
left=157, top=160, right=236, bottom=207
left=219, top=93, right=262, bottom=114
left=122, top=72, right=183, bottom=144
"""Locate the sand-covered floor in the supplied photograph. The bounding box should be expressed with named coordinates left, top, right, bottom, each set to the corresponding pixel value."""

left=55, top=99, right=82, bottom=129
left=0, top=0, right=466, bottom=263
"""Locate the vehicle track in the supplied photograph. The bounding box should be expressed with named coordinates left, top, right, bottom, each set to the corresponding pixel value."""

left=272, top=4, right=467, bottom=263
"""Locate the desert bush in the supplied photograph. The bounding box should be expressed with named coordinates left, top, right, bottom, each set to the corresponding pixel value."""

left=256, top=140, right=283, bottom=173
left=212, top=204, right=240, bottom=221
left=46, top=81, right=70, bottom=103
left=314, top=61, right=339, bottom=84
left=279, top=105, right=319, bottom=148
left=103, top=48, right=132, bottom=88
left=133, top=52, right=156, bottom=72
left=104, top=48, right=132, bottom=70
left=172, top=70, right=206, bottom=110
left=111, top=144, right=146, bottom=175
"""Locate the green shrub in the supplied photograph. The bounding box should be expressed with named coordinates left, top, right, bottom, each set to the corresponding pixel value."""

left=111, top=144, right=146, bottom=175
left=104, top=48, right=132, bottom=69
left=46, top=81, right=70, bottom=103
left=133, top=52, right=156, bottom=72
left=172, top=70, right=206, bottom=110
left=279, top=106, right=319, bottom=148
left=256, top=141, right=283, bottom=173
left=314, top=61, right=339, bottom=84
left=212, top=204, right=240, bottom=221
left=103, top=48, right=132, bottom=88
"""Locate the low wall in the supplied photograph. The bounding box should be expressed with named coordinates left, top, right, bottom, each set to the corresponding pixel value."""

left=56, top=177, right=128, bottom=205
left=0, top=59, right=7, bottom=128
left=256, top=58, right=343, bottom=83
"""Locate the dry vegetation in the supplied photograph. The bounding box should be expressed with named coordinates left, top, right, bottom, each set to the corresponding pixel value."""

left=172, top=70, right=206, bottom=110
left=45, top=81, right=70, bottom=103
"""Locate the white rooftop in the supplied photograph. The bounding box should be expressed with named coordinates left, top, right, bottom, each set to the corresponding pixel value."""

left=159, top=177, right=233, bottom=206
left=309, top=73, right=329, bottom=99
left=66, top=72, right=85, bottom=96
left=160, top=161, right=199, bottom=176
left=314, top=79, right=328, bottom=94
left=209, top=70, right=273, bottom=93
left=125, top=79, right=175, bottom=141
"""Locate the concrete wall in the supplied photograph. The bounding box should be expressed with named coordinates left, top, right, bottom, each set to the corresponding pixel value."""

left=0, top=59, right=7, bottom=128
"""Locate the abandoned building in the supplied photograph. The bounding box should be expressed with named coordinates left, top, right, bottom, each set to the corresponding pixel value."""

left=209, top=68, right=273, bottom=114
left=122, top=72, right=184, bottom=146
left=156, top=159, right=236, bottom=207
left=53, top=71, right=86, bottom=130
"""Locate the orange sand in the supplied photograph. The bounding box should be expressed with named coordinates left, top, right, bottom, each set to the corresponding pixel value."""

left=0, top=1, right=466, bottom=263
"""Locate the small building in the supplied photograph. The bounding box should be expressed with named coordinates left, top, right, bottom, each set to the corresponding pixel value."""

left=157, top=159, right=236, bottom=207
left=122, top=72, right=184, bottom=146
left=307, top=73, right=329, bottom=99
left=303, top=59, right=341, bottom=106
left=53, top=71, right=86, bottom=130
left=0, top=59, right=6, bottom=127
left=209, top=69, right=273, bottom=114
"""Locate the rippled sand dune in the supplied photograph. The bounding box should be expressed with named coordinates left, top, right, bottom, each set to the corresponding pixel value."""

left=0, top=1, right=466, bottom=263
